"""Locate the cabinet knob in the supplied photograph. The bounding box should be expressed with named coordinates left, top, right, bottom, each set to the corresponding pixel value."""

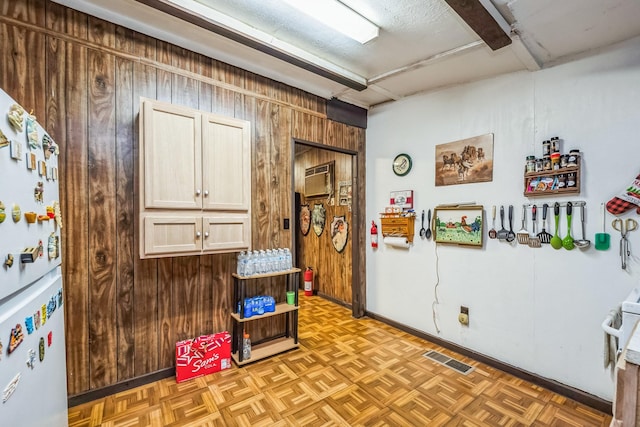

left=203, top=190, right=209, bottom=197
left=196, top=231, right=201, bottom=238
left=204, top=232, right=209, bottom=238
left=196, top=189, right=201, bottom=196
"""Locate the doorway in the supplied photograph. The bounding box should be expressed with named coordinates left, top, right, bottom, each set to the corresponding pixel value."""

left=291, top=139, right=363, bottom=317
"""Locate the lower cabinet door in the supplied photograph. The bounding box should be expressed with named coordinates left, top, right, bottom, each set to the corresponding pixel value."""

left=143, top=215, right=202, bottom=257
left=203, top=214, right=250, bottom=252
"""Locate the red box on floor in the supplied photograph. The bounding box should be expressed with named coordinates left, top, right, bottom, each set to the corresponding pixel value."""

left=175, top=331, right=231, bottom=383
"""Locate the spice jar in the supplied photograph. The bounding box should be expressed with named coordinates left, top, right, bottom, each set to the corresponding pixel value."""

left=535, top=158, right=543, bottom=172
left=557, top=174, right=567, bottom=188
left=551, top=136, right=561, bottom=153
left=550, top=152, right=561, bottom=170
left=543, top=155, right=551, bottom=171
left=568, top=149, right=580, bottom=167
left=526, top=155, right=536, bottom=173
left=567, top=172, right=576, bottom=187
left=560, top=154, right=569, bottom=168
left=542, top=140, right=551, bottom=156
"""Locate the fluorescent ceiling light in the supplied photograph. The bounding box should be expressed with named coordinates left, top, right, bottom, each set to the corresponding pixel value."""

left=281, top=0, right=379, bottom=44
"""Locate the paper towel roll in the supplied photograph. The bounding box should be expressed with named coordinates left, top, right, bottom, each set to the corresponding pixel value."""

left=383, top=236, right=411, bottom=248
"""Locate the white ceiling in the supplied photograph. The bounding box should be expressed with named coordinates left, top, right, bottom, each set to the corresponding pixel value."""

left=53, top=0, right=640, bottom=109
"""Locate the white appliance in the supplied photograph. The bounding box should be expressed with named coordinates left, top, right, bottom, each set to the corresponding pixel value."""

left=602, top=286, right=640, bottom=353
left=0, top=88, right=67, bottom=426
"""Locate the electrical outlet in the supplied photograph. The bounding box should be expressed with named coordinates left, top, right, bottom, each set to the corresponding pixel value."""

left=459, top=306, right=469, bottom=325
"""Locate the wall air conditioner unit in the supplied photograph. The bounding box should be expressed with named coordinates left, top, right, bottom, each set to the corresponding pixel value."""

left=304, top=161, right=334, bottom=198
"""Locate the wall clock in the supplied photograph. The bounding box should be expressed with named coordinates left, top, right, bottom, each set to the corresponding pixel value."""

left=392, top=153, right=412, bottom=176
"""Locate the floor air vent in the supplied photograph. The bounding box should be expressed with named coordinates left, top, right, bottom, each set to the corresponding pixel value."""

left=423, top=350, right=475, bottom=375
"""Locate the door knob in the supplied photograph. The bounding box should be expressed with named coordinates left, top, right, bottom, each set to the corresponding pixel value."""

left=195, top=189, right=201, bottom=196
left=204, top=232, right=209, bottom=238
left=203, top=190, right=209, bottom=197
left=196, top=231, right=201, bottom=238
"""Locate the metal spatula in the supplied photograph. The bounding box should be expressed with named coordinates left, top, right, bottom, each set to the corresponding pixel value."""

left=528, top=205, right=541, bottom=248
left=537, top=203, right=553, bottom=244
left=517, top=205, right=530, bottom=244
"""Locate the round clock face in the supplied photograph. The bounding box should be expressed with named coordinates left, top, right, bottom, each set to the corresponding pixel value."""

left=392, top=153, right=412, bottom=176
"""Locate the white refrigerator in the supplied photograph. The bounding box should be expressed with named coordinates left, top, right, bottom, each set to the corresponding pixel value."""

left=0, top=88, right=68, bottom=426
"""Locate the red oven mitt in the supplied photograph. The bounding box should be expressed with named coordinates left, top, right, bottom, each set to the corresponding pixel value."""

left=606, top=173, right=640, bottom=215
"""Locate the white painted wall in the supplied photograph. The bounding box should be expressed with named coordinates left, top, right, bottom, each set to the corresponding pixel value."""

left=366, top=36, right=640, bottom=400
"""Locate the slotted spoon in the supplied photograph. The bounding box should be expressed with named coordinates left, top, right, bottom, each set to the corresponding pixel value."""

left=528, top=205, right=541, bottom=248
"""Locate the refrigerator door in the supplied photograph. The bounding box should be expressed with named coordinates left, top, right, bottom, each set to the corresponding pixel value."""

left=0, top=88, right=62, bottom=301
left=0, top=268, right=67, bottom=426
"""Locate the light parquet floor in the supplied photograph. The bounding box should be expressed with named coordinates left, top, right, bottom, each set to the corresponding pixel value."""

left=69, top=294, right=612, bottom=426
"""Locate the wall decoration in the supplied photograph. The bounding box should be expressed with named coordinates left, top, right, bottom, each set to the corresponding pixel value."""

left=434, top=205, right=484, bottom=247
left=392, top=153, right=412, bottom=176
left=389, top=190, right=413, bottom=210
left=435, top=133, right=494, bottom=186
left=331, top=216, right=349, bottom=253
left=300, top=204, right=311, bottom=236
left=338, top=181, right=352, bottom=206
left=312, top=203, right=326, bottom=237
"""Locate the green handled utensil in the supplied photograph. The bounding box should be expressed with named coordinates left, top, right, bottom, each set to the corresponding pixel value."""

left=550, top=202, right=563, bottom=250
left=595, top=202, right=610, bottom=251
left=562, top=202, right=575, bottom=250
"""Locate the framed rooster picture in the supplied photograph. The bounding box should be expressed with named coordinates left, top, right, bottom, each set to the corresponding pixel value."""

left=433, top=205, right=484, bottom=247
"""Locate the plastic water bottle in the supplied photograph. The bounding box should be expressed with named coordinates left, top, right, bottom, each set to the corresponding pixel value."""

left=265, top=249, right=274, bottom=273
left=258, top=250, right=267, bottom=274
left=284, top=248, right=292, bottom=270
left=242, top=332, right=251, bottom=360
left=237, top=251, right=246, bottom=276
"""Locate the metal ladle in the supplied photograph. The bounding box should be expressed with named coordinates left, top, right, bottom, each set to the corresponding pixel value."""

left=574, top=204, right=591, bottom=249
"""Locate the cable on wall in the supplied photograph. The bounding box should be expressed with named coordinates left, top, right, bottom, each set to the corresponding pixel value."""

left=432, top=242, right=441, bottom=334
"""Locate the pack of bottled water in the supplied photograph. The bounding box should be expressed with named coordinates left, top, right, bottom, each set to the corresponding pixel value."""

left=237, top=295, right=276, bottom=318
left=236, top=248, right=292, bottom=277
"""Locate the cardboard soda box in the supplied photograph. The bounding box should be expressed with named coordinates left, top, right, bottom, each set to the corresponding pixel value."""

left=175, top=331, right=231, bottom=383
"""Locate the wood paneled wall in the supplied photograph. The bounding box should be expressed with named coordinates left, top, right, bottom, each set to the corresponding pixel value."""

left=294, top=147, right=353, bottom=304
left=0, top=0, right=366, bottom=397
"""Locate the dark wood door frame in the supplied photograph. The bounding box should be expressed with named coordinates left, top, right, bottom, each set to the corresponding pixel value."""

left=291, top=138, right=364, bottom=318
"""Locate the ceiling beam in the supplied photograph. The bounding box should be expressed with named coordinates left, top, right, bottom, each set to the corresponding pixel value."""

left=444, top=0, right=512, bottom=50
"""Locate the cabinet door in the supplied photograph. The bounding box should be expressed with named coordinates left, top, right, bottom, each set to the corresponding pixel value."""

left=202, top=114, right=251, bottom=211
left=142, top=100, right=202, bottom=209
left=202, top=214, right=250, bottom=252
left=143, top=215, right=202, bottom=256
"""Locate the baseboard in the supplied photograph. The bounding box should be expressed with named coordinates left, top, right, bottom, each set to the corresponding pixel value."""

left=316, top=292, right=352, bottom=310
left=365, top=310, right=612, bottom=415
left=67, top=367, right=175, bottom=408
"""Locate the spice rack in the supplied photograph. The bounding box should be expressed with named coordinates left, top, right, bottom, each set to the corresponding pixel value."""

left=379, top=213, right=416, bottom=243
left=523, top=158, right=581, bottom=197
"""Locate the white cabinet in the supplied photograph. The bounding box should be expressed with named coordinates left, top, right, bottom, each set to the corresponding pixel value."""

left=139, top=99, right=251, bottom=258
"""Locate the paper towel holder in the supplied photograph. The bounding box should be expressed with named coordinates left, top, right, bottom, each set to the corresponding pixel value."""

left=379, top=213, right=416, bottom=243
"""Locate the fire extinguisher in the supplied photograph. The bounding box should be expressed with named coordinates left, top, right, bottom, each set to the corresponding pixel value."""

left=371, top=220, right=379, bottom=249
left=304, top=267, right=314, bottom=296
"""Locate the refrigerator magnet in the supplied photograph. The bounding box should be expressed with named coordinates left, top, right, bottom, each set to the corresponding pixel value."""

left=47, top=331, right=52, bottom=347
left=12, top=204, right=21, bottom=222
left=26, top=152, right=36, bottom=170
left=0, top=128, right=8, bottom=148
left=7, top=103, right=25, bottom=132
left=4, top=254, right=14, bottom=268
left=26, top=114, right=39, bottom=149
left=0, top=339, right=3, bottom=360
left=34, top=311, right=41, bottom=330
left=57, top=288, right=63, bottom=307
left=34, top=181, right=44, bottom=203
left=8, top=324, right=24, bottom=354
left=26, top=349, right=36, bottom=369
left=41, top=304, right=47, bottom=326
left=10, top=139, right=22, bottom=160
left=2, top=373, right=21, bottom=403
left=24, top=316, right=34, bottom=334
left=39, top=338, right=45, bottom=362
left=0, top=200, right=5, bottom=223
